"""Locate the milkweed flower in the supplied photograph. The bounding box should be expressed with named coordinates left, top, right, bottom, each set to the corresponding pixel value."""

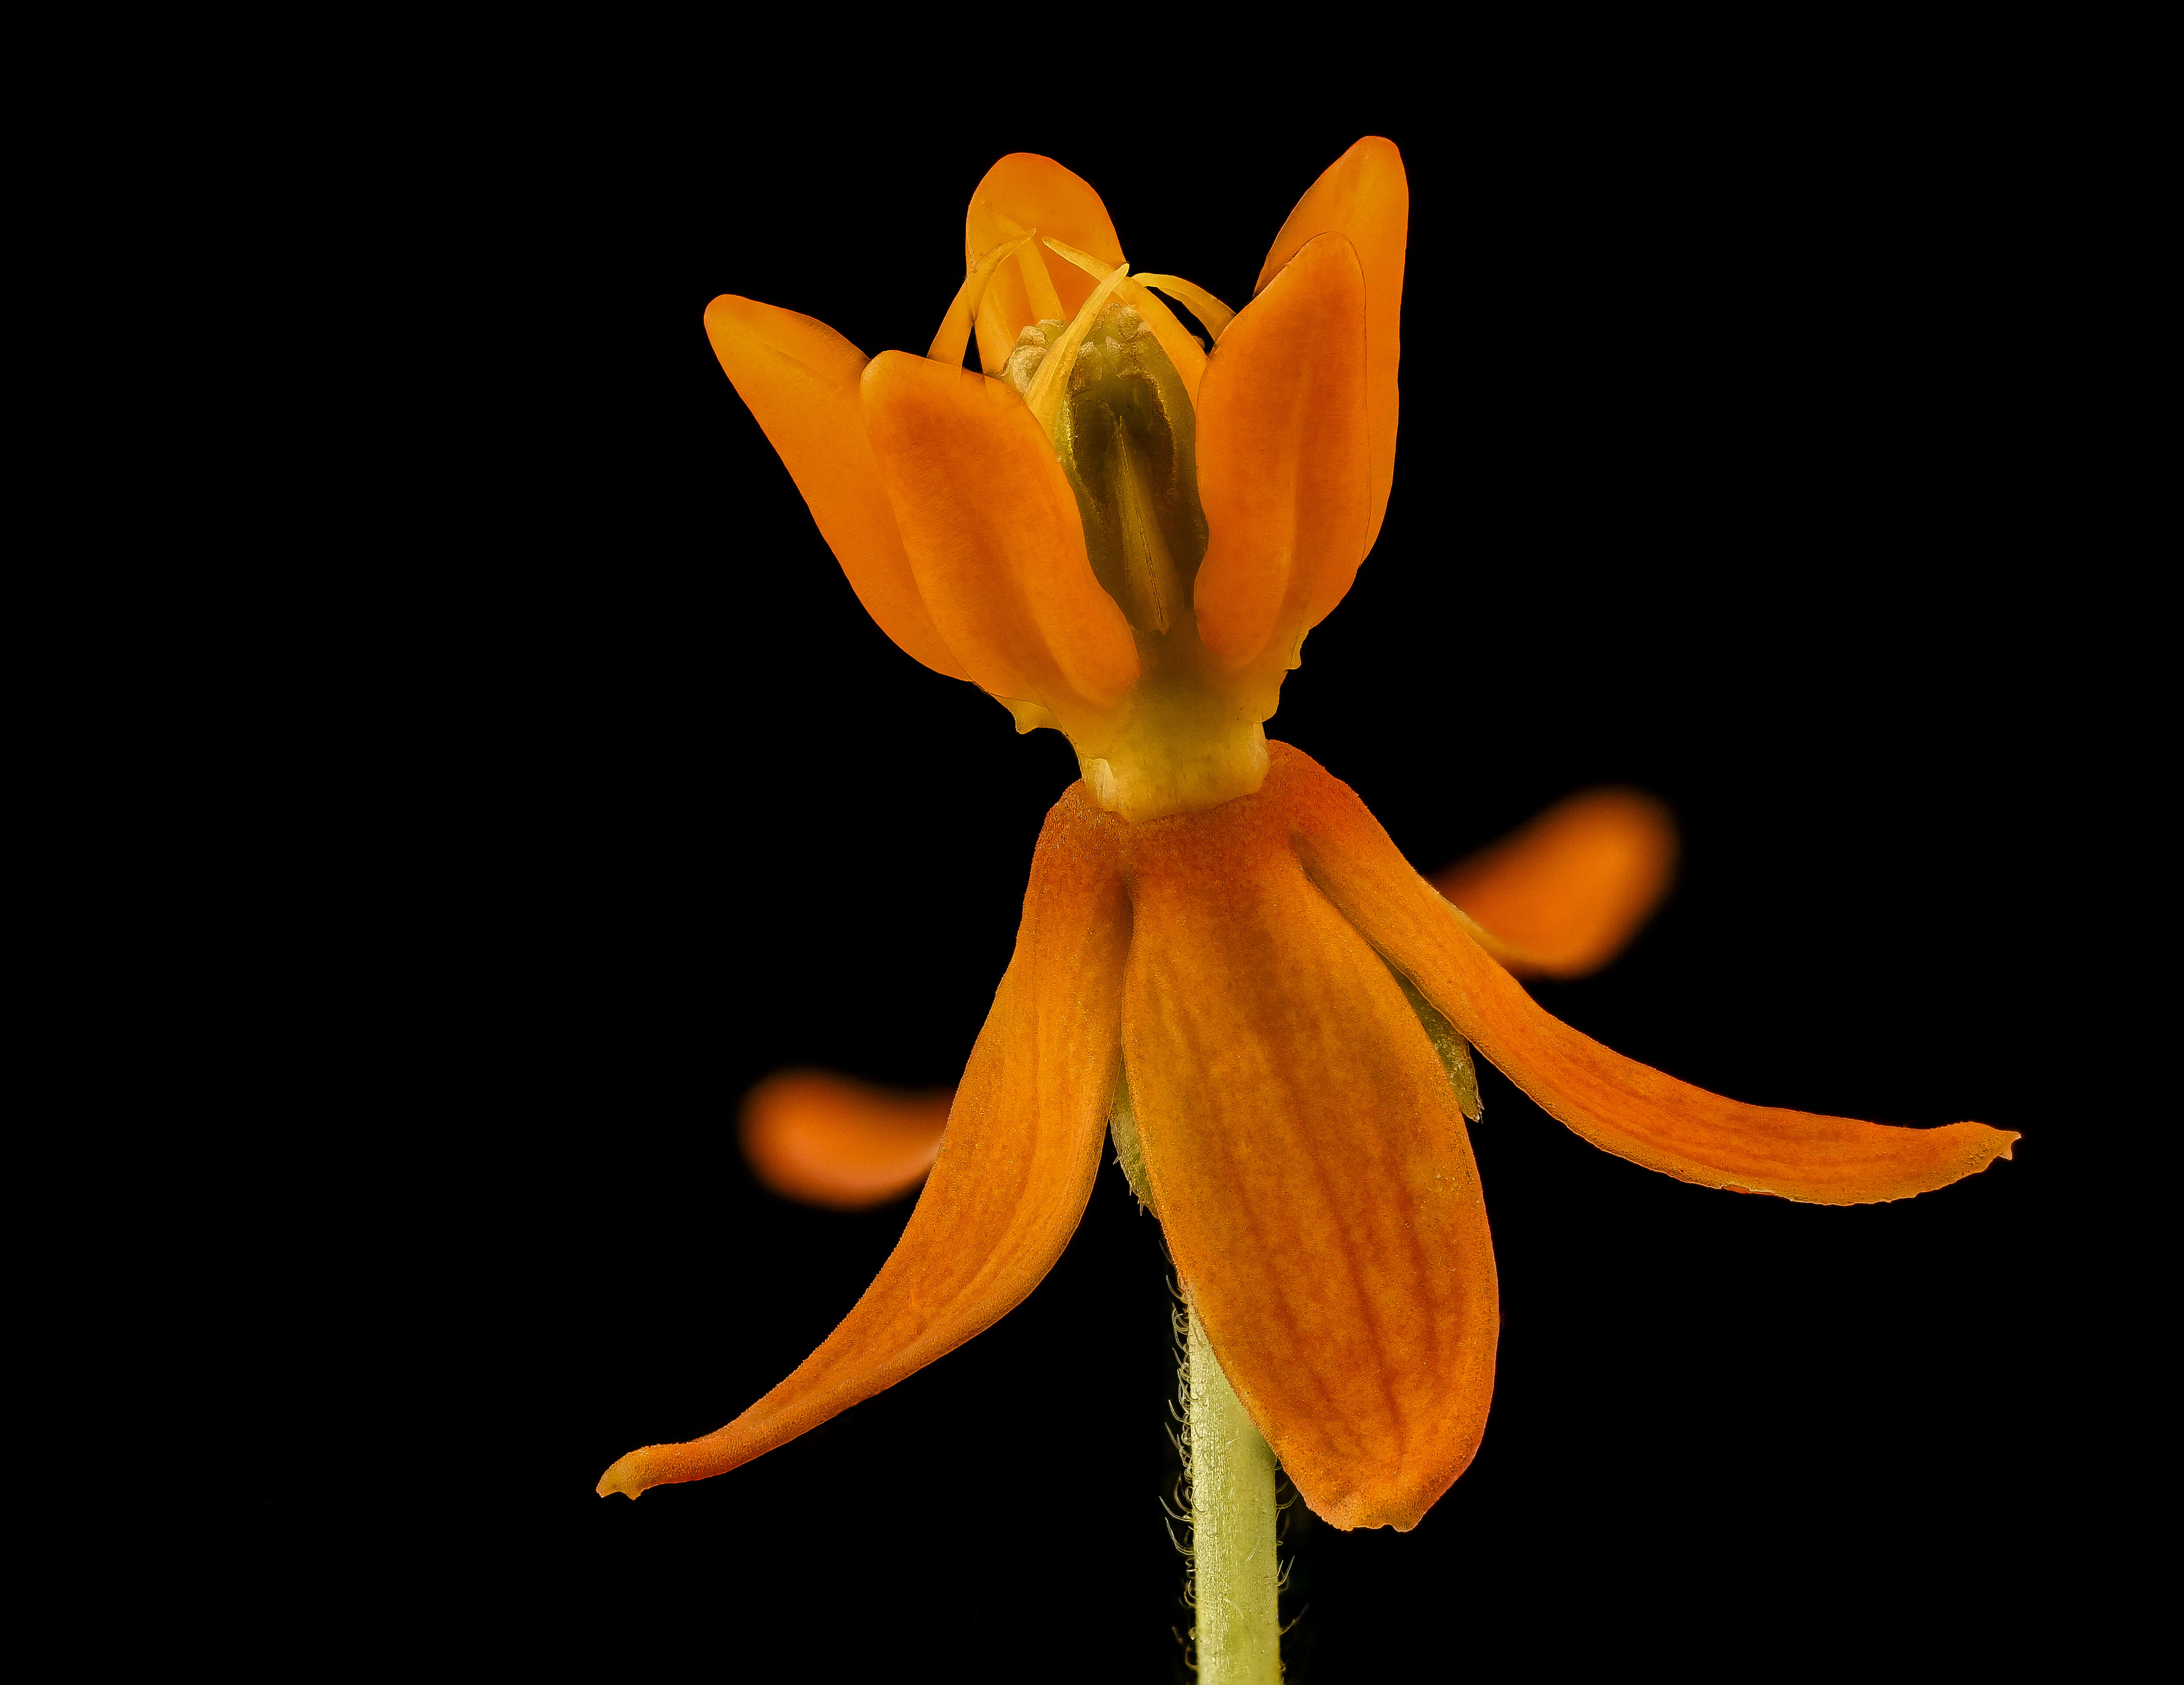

left=599, top=139, right=2015, bottom=1538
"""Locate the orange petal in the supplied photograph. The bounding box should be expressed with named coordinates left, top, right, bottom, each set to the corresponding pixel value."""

left=965, top=154, right=1125, bottom=376
left=860, top=351, right=1140, bottom=724
left=1255, top=137, right=1407, bottom=553
left=1193, top=233, right=1371, bottom=678
left=1119, top=774, right=1496, bottom=1533
left=1433, top=789, right=1680, bottom=979
left=739, top=1070, right=952, bottom=1210
left=599, top=790, right=1129, bottom=1499
left=702, top=296, right=971, bottom=681
left=1283, top=745, right=2020, bottom=1205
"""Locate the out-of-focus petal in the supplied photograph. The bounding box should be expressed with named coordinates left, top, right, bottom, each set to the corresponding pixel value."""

left=861, top=351, right=1140, bottom=724
left=739, top=1071, right=952, bottom=1210
left=1120, top=772, right=1496, bottom=1533
left=703, top=296, right=970, bottom=681
left=1434, top=789, right=1680, bottom=979
left=965, top=154, right=1124, bottom=375
left=599, top=791, right=1129, bottom=1499
left=1283, top=744, right=2020, bottom=1205
left=1193, top=233, right=1370, bottom=681
left=1255, top=137, right=1407, bottom=553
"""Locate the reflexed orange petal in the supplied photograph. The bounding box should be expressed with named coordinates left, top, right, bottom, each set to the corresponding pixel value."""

left=1256, top=137, right=1407, bottom=553
left=1285, top=745, right=2020, bottom=1205
left=598, top=793, right=1130, bottom=1499
left=739, top=1071, right=952, bottom=1210
left=965, top=154, right=1125, bottom=375
left=860, top=351, right=1140, bottom=722
left=1119, top=776, right=1497, bottom=1533
left=702, top=296, right=970, bottom=681
left=1194, top=233, right=1371, bottom=678
left=1434, top=789, right=1680, bottom=979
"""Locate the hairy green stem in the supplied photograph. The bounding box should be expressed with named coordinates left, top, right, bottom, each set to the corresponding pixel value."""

left=1187, top=1303, right=1280, bottom=1683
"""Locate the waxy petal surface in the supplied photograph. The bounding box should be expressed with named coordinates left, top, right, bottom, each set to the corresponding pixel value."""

left=739, top=1070, right=950, bottom=1210
left=1119, top=777, right=1498, bottom=1533
left=1280, top=746, right=2020, bottom=1204
left=1256, top=137, right=1407, bottom=553
left=702, top=297, right=970, bottom=681
left=1194, top=234, right=1371, bottom=676
left=1434, top=788, right=1680, bottom=979
left=599, top=793, right=1129, bottom=1499
left=965, top=154, right=1125, bottom=375
left=861, top=351, right=1140, bottom=721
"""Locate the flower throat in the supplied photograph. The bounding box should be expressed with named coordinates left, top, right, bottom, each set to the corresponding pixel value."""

left=1007, top=298, right=1268, bottom=822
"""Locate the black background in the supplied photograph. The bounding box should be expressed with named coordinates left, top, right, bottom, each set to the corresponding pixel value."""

left=233, top=70, right=2133, bottom=1678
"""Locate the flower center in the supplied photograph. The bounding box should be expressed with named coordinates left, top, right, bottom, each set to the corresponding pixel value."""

left=1011, top=296, right=1267, bottom=823
left=1011, top=304, right=1204, bottom=638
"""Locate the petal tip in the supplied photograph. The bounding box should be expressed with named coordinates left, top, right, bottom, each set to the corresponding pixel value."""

left=1316, top=1489, right=1365, bottom=1531
left=595, top=1456, right=645, bottom=1499
left=1302, top=1481, right=1435, bottom=1533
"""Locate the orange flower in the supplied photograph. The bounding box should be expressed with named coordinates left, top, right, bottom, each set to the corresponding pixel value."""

left=599, top=140, right=2016, bottom=1532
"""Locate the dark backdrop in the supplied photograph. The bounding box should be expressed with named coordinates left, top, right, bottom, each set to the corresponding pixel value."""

left=237, top=78, right=2120, bottom=1678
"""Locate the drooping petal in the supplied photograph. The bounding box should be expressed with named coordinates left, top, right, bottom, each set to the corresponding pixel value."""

left=1193, top=233, right=1371, bottom=679
left=1119, top=773, right=1497, bottom=1533
left=965, top=154, right=1125, bottom=375
left=599, top=792, right=1129, bottom=1499
left=703, top=296, right=970, bottom=681
left=739, top=1070, right=951, bottom=1210
left=1281, top=745, right=2020, bottom=1205
left=1256, top=137, right=1407, bottom=553
left=1434, top=789, right=1680, bottom=979
left=861, top=351, right=1140, bottom=724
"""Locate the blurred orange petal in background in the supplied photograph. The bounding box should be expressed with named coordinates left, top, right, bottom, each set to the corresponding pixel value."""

left=1432, top=788, right=1678, bottom=981
left=742, top=787, right=1678, bottom=1207
left=739, top=1071, right=953, bottom=1210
